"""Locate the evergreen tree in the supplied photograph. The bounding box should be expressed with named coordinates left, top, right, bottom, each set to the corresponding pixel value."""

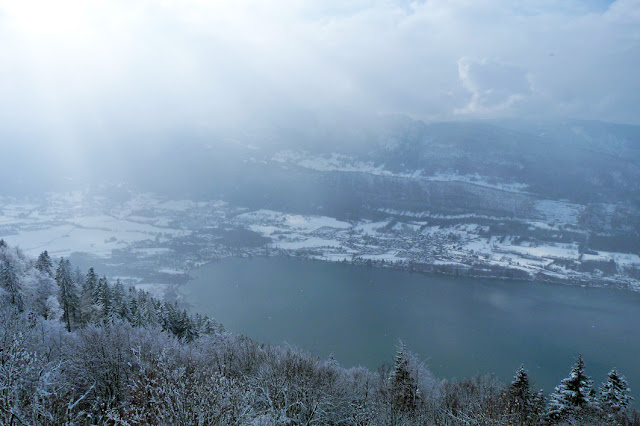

left=547, top=355, right=596, bottom=422
left=151, top=298, right=163, bottom=326
left=1, top=258, right=23, bottom=310
left=79, top=267, right=99, bottom=324
left=84, top=267, right=99, bottom=301
left=193, top=312, right=222, bottom=335
left=73, top=266, right=84, bottom=287
left=389, top=340, right=420, bottom=413
left=507, top=364, right=532, bottom=422
left=34, top=250, right=53, bottom=275
left=55, top=258, right=79, bottom=332
left=530, top=389, right=547, bottom=421
left=33, top=272, right=56, bottom=319
left=136, top=290, right=154, bottom=326
left=159, top=301, right=197, bottom=340
left=111, top=279, right=130, bottom=321
left=179, top=309, right=197, bottom=342
left=128, top=287, right=144, bottom=327
left=600, top=368, right=632, bottom=415
left=96, top=276, right=111, bottom=321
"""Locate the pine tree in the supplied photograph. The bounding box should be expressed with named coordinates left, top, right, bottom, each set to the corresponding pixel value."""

left=179, top=309, right=197, bottom=342
left=79, top=267, right=99, bottom=324
left=389, top=340, right=420, bottom=413
left=34, top=250, right=53, bottom=275
left=1, top=258, right=24, bottom=310
left=136, top=289, right=153, bottom=327
left=73, top=266, right=84, bottom=288
left=600, top=368, right=632, bottom=415
left=55, top=258, right=79, bottom=332
left=33, top=272, right=56, bottom=319
left=530, top=389, right=547, bottom=421
left=111, top=279, right=130, bottom=321
left=128, top=287, right=144, bottom=327
left=193, top=312, right=222, bottom=335
left=84, top=267, right=99, bottom=301
left=96, top=276, right=111, bottom=321
left=547, top=355, right=596, bottom=422
left=151, top=298, right=164, bottom=327
left=507, top=364, right=532, bottom=422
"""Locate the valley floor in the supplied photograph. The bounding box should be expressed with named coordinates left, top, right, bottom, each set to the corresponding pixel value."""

left=1, top=187, right=639, bottom=298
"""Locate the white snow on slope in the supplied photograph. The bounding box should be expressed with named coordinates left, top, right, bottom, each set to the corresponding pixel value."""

left=273, top=151, right=529, bottom=192
left=275, top=237, right=343, bottom=250
left=237, top=210, right=350, bottom=232
left=5, top=225, right=135, bottom=257
left=69, top=215, right=188, bottom=236
left=500, top=243, right=579, bottom=260
left=534, top=199, right=584, bottom=225
left=582, top=252, right=640, bottom=267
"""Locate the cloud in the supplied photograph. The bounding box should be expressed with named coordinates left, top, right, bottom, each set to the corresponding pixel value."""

left=0, top=0, right=637, bottom=144
left=455, top=58, right=532, bottom=115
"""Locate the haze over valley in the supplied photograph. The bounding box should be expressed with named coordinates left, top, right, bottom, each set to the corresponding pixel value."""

left=2, top=117, right=639, bottom=297
left=2, top=1, right=640, bottom=424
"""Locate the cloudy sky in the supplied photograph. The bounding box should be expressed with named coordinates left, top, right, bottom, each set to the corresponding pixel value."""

left=0, top=0, right=638, bottom=144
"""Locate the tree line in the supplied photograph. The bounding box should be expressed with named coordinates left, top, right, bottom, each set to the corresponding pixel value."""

left=0, top=239, right=638, bottom=424
left=1, top=239, right=220, bottom=340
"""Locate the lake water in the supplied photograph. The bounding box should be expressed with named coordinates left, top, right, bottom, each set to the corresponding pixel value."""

left=182, top=256, right=640, bottom=399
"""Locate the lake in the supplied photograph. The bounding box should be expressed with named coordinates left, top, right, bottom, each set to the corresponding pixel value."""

left=182, top=256, right=640, bottom=399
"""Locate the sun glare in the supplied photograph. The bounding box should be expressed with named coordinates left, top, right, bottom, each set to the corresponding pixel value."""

left=0, top=0, right=93, bottom=39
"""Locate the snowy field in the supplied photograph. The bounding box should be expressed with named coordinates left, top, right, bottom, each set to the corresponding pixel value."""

left=0, top=190, right=229, bottom=291
left=534, top=199, right=584, bottom=226
left=1, top=188, right=638, bottom=291
left=0, top=199, right=190, bottom=258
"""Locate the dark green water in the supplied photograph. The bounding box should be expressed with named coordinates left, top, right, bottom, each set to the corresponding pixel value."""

left=182, top=256, right=640, bottom=399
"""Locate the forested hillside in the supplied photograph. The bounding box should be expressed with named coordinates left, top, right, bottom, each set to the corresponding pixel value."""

left=1, top=239, right=637, bottom=425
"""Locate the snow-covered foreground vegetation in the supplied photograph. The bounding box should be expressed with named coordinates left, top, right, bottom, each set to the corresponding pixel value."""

left=1, top=240, right=638, bottom=424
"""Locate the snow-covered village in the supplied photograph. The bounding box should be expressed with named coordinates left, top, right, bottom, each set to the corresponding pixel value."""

left=2, top=181, right=639, bottom=300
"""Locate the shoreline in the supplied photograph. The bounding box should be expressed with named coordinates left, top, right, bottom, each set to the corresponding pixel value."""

left=182, top=250, right=640, bottom=295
